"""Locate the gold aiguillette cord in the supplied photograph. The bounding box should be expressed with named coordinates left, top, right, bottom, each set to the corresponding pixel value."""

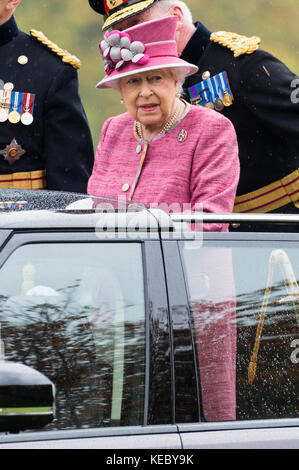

left=248, top=249, right=299, bottom=385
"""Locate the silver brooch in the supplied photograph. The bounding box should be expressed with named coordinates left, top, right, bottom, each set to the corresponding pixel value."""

left=178, top=129, right=188, bottom=143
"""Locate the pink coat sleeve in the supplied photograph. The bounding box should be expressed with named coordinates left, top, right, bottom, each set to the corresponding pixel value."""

left=87, top=118, right=113, bottom=195
left=190, top=114, right=240, bottom=232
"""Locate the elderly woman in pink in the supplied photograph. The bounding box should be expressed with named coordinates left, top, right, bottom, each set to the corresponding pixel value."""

left=88, top=16, right=239, bottom=231
left=88, top=15, right=239, bottom=423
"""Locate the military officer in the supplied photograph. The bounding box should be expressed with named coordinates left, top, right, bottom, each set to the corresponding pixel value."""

left=89, top=0, right=299, bottom=219
left=0, top=0, right=94, bottom=192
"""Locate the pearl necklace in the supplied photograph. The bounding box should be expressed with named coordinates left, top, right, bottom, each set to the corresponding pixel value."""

left=135, top=99, right=183, bottom=141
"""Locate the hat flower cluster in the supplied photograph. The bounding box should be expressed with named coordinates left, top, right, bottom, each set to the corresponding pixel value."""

left=99, top=30, right=149, bottom=74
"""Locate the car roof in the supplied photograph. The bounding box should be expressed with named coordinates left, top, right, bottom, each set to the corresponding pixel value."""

left=0, top=189, right=145, bottom=212
left=0, top=189, right=166, bottom=231
left=1, top=189, right=299, bottom=232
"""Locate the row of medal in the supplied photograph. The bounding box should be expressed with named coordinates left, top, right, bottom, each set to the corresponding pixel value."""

left=0, top=85, right=35, bottom=126
left=187, top=71, right=234, bottom=112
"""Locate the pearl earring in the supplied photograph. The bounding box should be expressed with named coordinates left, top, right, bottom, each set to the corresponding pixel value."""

left=120, top=99, right=124, bottom=104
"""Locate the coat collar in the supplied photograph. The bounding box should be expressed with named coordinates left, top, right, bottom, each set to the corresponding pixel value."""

left=0, top=16, right=19, bottom=47
left=180, top=21, right=211, bottom=64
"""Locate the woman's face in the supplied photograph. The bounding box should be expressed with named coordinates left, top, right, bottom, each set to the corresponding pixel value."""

left=119, top=69, right=178, bottom=131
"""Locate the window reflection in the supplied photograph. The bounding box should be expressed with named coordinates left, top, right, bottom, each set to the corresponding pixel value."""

left=0, top=243, right=145, bottom=430
left=180, top=241, right=299, bottom=422
left=180, top=244, right=236, bottom=422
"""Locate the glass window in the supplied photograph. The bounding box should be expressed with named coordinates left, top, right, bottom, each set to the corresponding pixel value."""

left=179, top=240, right=299, bottom=422
left=0, top=242, right=146, bottom=430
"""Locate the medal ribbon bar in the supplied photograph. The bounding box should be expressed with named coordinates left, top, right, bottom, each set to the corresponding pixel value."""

left=9, top=91, right=22, bottom=123
left=210, top=75, right=223, bottom=100
left=0, top=89, right=11, bottom=109
left=10, top=91, right=22, bottom=112
left=0, top=89, right=35, bottom=125
left=21, top=93, right=35, bottom=125
left=0, top=90, right=11, bottom=122
left=187, top=71, right=234, bottom=109
left=217, top=71, right=234, bottom=99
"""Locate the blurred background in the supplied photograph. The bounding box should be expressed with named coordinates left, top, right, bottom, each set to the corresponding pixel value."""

left=16, top=0, right=299, bottom=149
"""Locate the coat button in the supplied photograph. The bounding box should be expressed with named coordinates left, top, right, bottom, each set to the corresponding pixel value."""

left=122, top=183, right=130, bottom=192
left=202, top=71, right=211, bottom=80
left=4, top=82, right=14, bottom=91
left=18, top=55, right=28, bottom=65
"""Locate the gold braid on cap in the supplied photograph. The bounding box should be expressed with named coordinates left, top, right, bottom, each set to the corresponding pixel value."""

left=103, top=0, right=155, bottom=30
left=30, top=30, right=81, bottom=69
left=210, top=31, right=261, bottom=58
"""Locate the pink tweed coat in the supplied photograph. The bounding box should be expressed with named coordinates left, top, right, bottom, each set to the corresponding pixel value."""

left=88, top=104, right=240, bottom=231
left=88, top=104, right=239, bottom=421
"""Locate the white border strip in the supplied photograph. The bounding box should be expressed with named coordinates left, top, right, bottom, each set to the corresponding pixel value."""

left=145, top=40, right=177, bottom=46
left=96, top=63, right=198, bottom=88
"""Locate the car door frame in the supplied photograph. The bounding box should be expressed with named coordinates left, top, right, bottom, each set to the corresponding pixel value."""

left=0, top=228, right=179, bottom=447
left=162, top=230, right=299, bottom=448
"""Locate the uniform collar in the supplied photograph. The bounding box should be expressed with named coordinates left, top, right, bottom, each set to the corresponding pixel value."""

left=180, top=21, right=211, bottom=64
left=0, top=16, right=19, bottom=47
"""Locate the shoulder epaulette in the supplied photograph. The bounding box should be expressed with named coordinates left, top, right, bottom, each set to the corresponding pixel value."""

left=210, top=31, right=261, bottom=58
left=30, top=29, right=81, bottom=69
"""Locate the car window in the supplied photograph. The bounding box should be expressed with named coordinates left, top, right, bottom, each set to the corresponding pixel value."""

left=179, top=240, right=299, bottom=422
left=0, top=242, right=146, bottom=430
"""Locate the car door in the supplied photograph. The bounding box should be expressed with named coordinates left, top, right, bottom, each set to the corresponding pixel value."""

left=162, top=231, right=299, bottom=448
left=0, top=228, right=181, bottom=449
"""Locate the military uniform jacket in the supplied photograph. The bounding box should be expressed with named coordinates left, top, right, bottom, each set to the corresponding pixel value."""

left=0, top=16, right=94, bottom=192
left=181, top=22, right=299, bottom=214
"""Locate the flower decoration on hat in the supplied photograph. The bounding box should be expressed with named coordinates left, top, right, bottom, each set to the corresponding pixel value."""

left=99, top=30, right=149, bottom=74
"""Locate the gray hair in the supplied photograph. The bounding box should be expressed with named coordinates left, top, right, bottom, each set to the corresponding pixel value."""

left=170, top=67, right=188, bottom=95
left=143, top=0, right=193, bottom=23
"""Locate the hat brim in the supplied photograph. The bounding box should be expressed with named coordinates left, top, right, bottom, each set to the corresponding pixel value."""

left=96, top=60, right=198, bottom=89
left=102, top=0, right=157, bottom=31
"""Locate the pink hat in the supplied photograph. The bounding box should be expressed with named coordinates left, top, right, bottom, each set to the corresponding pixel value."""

left=96, top=16, right=198, bottom=89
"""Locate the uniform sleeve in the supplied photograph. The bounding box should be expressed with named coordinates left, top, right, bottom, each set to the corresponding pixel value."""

left=43, top=65, right=94, bottom=193
left=240, top=50, right=299, bottom=144
left=190, top=114, right=240, bottom=231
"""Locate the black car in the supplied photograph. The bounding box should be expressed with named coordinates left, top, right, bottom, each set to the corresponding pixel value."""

left=0, top=189, right=298, bottom=449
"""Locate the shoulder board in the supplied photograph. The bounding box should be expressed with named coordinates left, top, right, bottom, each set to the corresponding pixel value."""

left=30, top=29, right=81, bottom=69
left=210, top=31, right=261, bottom=58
